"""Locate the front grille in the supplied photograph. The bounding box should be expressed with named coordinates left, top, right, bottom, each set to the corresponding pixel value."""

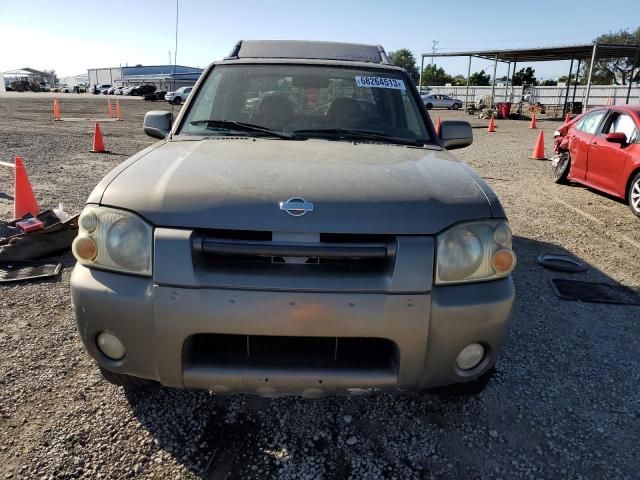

left=193, top=230, right=396, bottom=270
left=185, top=334, right=397, bottom=370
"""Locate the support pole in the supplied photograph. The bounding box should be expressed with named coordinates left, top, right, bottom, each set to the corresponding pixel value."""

left=419, top=54, right=425, bottom=93
left=626, top=48, right=639, bottom=104
left=584, top=43, right=597, bottom=108
left=511, top=61, right=517, bottom=100
left=571, top=59, right=581, bottom=109
left=504, top=62, right=511, bottom=101
left=562, top=57, right=574, bottom=117
left=465, top=55, right=472, bottom=110
left=491, top=54, right=498, bottom=106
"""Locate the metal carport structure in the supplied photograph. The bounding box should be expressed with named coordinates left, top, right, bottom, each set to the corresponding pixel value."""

left=419, top=43, right=640, bottom=114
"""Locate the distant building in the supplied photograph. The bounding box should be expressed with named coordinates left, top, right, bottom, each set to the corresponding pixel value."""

left=61, top=74, right=89, bottom=87
left=86, top=64, right=203, bottom=91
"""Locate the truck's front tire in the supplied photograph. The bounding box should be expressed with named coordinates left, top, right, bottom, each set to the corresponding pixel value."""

left=426, top=367, right=496, bottom=396
left=99, top=366, right=159, bottom=390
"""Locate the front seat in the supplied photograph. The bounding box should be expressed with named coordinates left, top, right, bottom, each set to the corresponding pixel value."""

left=251, top=94, right=294, bottom=131
left=327, top=98, right=366, bottom=128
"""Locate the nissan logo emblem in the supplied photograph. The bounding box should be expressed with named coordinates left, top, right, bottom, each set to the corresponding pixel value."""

left=279, top=198, right=314, bottom=216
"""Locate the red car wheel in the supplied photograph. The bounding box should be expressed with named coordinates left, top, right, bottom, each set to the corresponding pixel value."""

left=553, top=152, right=571, bottom=184
left=629, top=172, right=640, bottom=218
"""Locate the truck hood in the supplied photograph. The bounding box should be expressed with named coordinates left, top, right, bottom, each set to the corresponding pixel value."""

left=95, top=138, right=498, bottom=235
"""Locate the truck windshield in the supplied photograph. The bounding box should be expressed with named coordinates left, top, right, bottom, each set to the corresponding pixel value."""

left=179, top=64, right=431, bottom=145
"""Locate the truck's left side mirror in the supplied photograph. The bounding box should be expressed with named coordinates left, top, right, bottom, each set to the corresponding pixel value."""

left=144, top=111, right=172, bottom=139
left=439, top=120, right=473, bottom=150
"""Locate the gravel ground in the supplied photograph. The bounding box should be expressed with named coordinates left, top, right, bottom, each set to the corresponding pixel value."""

left=0, top=94, right=639, bottom=480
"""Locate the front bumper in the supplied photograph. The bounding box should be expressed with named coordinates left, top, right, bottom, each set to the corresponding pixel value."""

left=71, top=264, right=514, bottom=396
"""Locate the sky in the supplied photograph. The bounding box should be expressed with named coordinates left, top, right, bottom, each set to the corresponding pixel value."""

left=1, top=0, right=639, bottom=79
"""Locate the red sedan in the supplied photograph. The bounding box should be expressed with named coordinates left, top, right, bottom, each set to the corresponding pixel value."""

left=553, top=105, right=640, bottom=217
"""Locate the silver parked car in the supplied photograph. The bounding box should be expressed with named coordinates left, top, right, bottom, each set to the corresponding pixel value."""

left=71, top=40, right=516, bottom=398
left=422, top=94, right=463, bottom=110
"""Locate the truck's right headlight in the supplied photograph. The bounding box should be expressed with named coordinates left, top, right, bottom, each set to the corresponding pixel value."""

left=72, top=206, right=153, bottom=276
left=435, top=220, right=516, bottom=285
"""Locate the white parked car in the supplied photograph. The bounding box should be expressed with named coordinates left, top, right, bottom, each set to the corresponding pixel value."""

left=421, top=94, right=463, bottom=110
left=165, top=86, right=193, bottom=105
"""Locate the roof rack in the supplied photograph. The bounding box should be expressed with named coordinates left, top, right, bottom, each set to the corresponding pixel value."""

left=224, top=40, right=391, bottom=64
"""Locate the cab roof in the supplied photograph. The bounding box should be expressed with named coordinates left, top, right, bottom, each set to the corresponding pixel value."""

left=225, top=40, right=391, bottom=65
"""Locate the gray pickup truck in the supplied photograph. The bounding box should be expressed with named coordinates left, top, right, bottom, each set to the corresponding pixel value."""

left=71, top=40, right=516, bottom=398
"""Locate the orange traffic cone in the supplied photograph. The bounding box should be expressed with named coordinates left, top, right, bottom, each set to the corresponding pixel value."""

left=435, top=115, right=441, bottom=136
left=530, top=131, right=546, bottom=160
left=115, top=100, right=122, bottom=121
left=90, top=122, right=109, bottom=153
left=13, top=157, right=40, bottom=219
left=487, top=115, right=496, bottom=133
left=53, top=99, right=61, bottom=121
left=564, top=112, right=571, bottom=124
left=529, top=113, right=537, bottom=129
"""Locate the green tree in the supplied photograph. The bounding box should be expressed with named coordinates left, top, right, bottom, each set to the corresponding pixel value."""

left=558, top=74, right=577, bottom=84
left=44, top=69, right=58, bottom=85
left=581, top=27, right=640, bottom=85
left=513, top=67, right=536, bottom=86
left=420, top=64, right=453, bottom=85
left=388, top=49, right=419, bottom=84
left=452, top=74, right=467, bottom=86
left=469, top=70, right=491, bottom=86
left=540, top=79, right=558, bottom=86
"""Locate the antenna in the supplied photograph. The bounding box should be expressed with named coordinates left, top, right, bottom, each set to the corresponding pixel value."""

left=431, top=40, right=439, bottom=65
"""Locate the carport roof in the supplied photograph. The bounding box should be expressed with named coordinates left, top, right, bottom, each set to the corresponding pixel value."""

left=421, top=43, right=640, bottom=62
left=3, top=68, right=51, bottom=76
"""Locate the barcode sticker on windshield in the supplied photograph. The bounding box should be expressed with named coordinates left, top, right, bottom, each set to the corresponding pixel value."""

left=355, top=76, right=406, bottom=90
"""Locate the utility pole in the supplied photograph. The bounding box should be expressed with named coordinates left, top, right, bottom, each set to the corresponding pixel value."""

left=431, top=40, right=439, bottom=65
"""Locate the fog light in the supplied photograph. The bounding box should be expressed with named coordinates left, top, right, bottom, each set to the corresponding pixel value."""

left=96, top=331, right=125, bottom=360
left=456, top=343, right=485, bottom=370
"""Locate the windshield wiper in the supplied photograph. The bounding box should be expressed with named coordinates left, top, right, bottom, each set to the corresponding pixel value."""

left=292, top=128, right=425, bottom=146
left=189, top=120, right=295, bottom=139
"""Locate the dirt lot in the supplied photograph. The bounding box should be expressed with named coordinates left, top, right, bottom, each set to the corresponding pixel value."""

left=0, top=93, right=639, bottom=480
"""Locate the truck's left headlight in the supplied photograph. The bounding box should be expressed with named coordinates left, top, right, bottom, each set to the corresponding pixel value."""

left=72, top=206, right=152, bottom=276
left=435, top=220, right=516, bottom=285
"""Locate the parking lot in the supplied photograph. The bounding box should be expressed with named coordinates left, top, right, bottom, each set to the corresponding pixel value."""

left=1, top=94, right=639, bottom=479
